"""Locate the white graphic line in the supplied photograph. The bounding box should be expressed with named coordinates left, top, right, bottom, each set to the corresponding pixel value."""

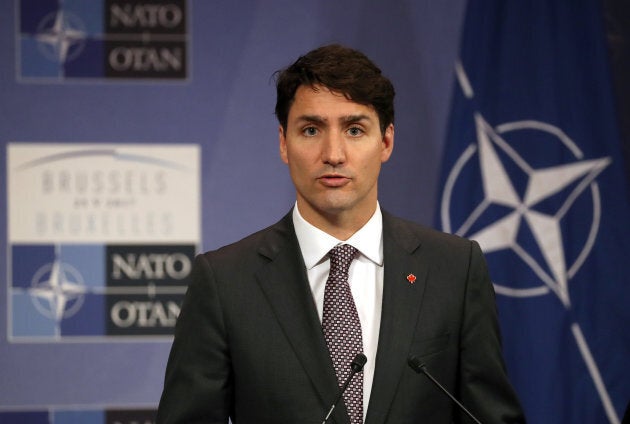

left=492, top=284, right=549, bottom=297
left=455, top=60, right=474, bottom=99
left=571, top=323, right=620, bottom=424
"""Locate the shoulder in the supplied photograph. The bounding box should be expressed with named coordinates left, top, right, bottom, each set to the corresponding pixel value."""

left=199, top=211, right=296, bottom=267
left=382, top=210, right=475, bottom=253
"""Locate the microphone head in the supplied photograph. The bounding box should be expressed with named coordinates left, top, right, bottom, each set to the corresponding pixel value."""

left=350, top=353, right=367, bottom=372
left=407, top=355, right=425, bottom=373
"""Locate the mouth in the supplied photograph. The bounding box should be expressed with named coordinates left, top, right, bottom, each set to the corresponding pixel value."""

left=318, top=174, right=350, bottom=187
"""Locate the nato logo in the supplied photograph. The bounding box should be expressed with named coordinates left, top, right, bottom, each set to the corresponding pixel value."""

left=10, top=243, right=192, bottom=341
left=18, top=0, right=188, bottom=81
left=439, top=62, right=617, bottom=420
left=440, top=64, right=611, bottom=305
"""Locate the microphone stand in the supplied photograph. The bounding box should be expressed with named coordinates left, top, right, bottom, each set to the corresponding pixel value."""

left=322, top=353, right=367, bottom=424
left=408, top=355, right=483, bottom=424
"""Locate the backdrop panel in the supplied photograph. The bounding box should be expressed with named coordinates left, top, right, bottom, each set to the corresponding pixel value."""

left=0, top=0, right=466, bottom=417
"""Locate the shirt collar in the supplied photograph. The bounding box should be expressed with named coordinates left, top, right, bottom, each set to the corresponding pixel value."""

left=292, top=202, right=384, bottom=269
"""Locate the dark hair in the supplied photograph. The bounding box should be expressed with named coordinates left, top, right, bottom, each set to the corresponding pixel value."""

left=274, top=44, right=395, bottom=134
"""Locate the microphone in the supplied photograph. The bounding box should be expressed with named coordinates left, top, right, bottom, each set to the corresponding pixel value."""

left=322, top=353, right=367, bottom=424
left=407, top=355, right=483, bottom=424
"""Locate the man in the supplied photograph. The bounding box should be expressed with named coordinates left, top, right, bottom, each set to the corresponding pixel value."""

left=157, top=44, right=525, bottom=423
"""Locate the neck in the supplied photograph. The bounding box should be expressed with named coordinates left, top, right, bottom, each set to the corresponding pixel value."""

left=296, top=201, right=377, bottom=241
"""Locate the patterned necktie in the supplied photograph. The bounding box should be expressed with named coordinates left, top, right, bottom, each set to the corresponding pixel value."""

left=322, top=244, right=364, bottom=424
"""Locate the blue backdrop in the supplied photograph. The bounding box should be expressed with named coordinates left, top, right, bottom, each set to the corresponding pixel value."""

left=0, top=0, right=466, bottom=417
left=2, top=1, right=628, bottom=423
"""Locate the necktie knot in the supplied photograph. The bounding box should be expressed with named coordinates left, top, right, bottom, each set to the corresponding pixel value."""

left=329, top=244, right=358, bottom=275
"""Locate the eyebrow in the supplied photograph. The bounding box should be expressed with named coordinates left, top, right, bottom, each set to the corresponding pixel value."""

left=340, top=114, right=372, bottom=125
left=295, top=114, right=373, bottom=125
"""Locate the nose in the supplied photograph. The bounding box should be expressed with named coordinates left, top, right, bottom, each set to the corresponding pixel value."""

left=321, top=130, right=346, bottom=166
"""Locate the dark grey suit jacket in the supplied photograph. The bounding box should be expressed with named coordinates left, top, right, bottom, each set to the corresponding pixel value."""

left=157, top=210, right=525, bottom=423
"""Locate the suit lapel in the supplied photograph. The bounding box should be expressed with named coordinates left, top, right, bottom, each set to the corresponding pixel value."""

left=366, top=213, right=429, bottom=424
left=253, top=213, right=349, bottom=423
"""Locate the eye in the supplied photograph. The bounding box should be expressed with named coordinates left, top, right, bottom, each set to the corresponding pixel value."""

left=302, top=126, right=318, bottom=137
left=347, top=126, right=364, bottom=137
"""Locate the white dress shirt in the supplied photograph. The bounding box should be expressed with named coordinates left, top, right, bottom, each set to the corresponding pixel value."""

left=292, top=203, right=384, bottom=420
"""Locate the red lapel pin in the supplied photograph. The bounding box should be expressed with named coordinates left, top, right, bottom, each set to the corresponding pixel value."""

left=407, top=273, right=417, bottom=284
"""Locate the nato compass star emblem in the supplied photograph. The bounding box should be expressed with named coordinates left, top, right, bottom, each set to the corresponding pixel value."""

left=439, top=62, right=620, bottom=423
left=28, top=247, right=87, bottom=324
left=35, top=9, right=86, bottom=63
left=441, top=113, right=610, bottom=307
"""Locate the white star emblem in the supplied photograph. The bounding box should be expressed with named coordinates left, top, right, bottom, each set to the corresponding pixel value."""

left=453, top=114, right=610, bottom=306
left=35, top=10, right=86, bottom=63
left=30, top=256, right=86, bottom=322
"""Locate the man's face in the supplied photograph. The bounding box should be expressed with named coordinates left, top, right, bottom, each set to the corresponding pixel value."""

left=279, top=85, right=394, bottom=227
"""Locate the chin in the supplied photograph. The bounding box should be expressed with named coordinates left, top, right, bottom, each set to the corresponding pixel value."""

left=313, top=197, right=358, bottom=216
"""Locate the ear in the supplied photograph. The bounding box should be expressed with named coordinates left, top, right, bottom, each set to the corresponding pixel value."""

left=279, top=125, right=289, bottom=164
left=380, top=123, right=394, bottom=163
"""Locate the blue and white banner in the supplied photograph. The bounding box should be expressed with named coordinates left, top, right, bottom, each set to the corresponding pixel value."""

left=7, top=143, right=200, bottom=342
left=437, top=1, right=630, bottom=423
left=17, top=0, right=188, bottom=82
